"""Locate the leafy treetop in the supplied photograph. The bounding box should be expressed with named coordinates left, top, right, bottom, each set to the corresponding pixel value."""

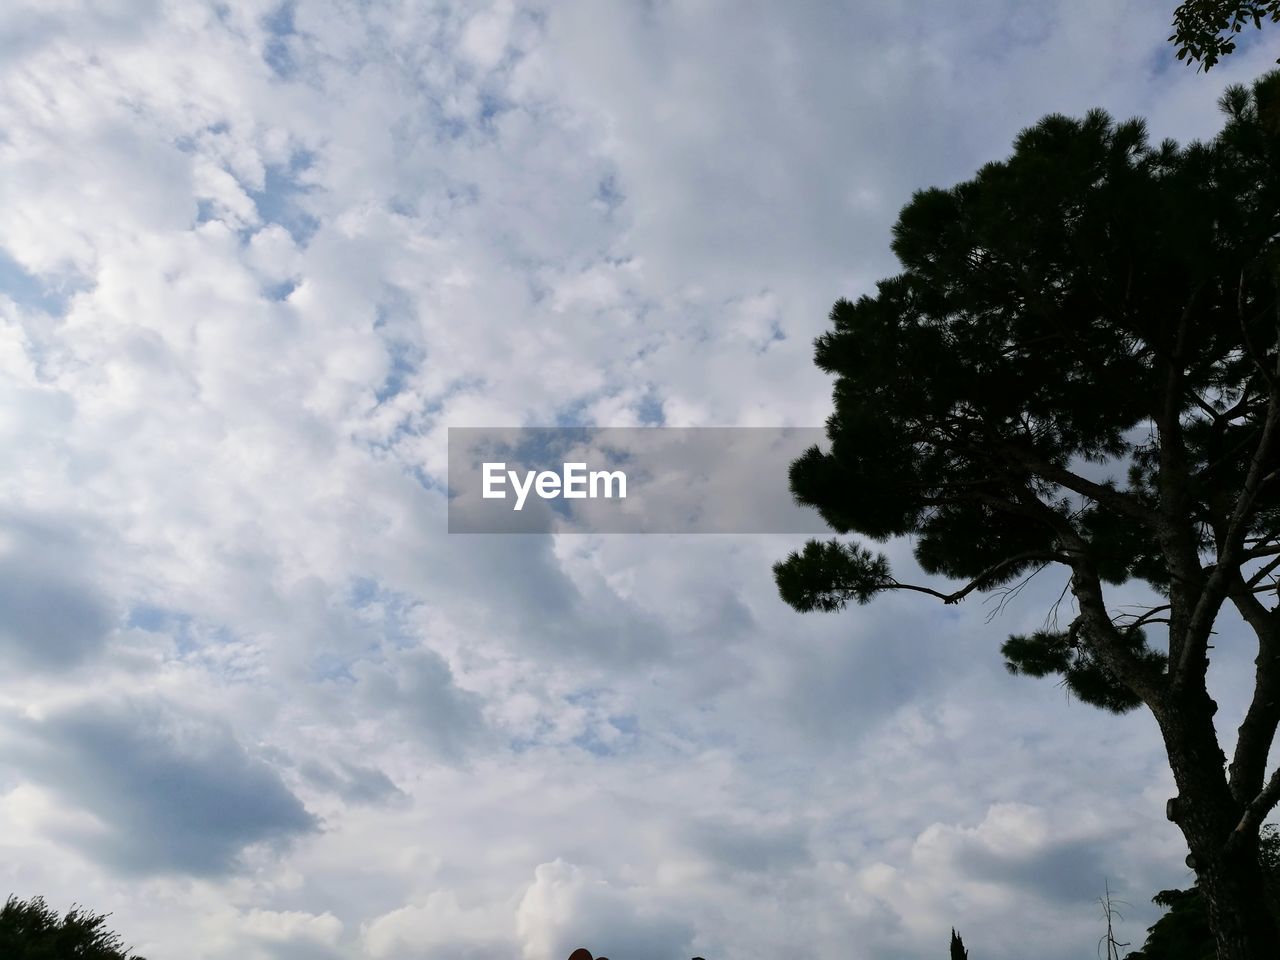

left=1172, top=1, right=1280, bottom=69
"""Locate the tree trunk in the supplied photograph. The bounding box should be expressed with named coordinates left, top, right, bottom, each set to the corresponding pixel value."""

left=1161, top=696, right=1280, bottom=960
left=1197, top=839, right=1277, bottom=960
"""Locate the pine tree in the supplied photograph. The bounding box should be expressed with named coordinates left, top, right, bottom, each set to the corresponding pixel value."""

left=775, top=72, right=1280, bottom=960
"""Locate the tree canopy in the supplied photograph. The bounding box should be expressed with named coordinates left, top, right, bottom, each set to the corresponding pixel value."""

left=1172, top=1, right=1280, bottom=69
left=776, top=71, right=1280, bottom=960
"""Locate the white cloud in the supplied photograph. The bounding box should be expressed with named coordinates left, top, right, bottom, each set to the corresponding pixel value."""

left=242, top=908, right=344, bottom=945
left=516, top=860, right=694, bottom=960
left=0, top=0, right=1270, bottom=958
left=363, top=890, right=512, bottom=960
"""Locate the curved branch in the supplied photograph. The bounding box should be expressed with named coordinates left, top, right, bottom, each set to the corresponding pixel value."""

left=1227, top=764, right=1280, bottom=854
left=883, top=551, right=1066, bottom=605
left=996, top=443, right=1161, bottom=527
left=1119, top=604, right=1173, bottom=637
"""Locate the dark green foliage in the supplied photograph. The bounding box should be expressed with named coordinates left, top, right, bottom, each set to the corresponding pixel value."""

left=950, top=928, right=969, bottom=960
left=1172, top=1, right=1280, bottom=69
left=1125, top=887, right=1216, bottom=960
left=0, top=895, right=146, bottom=960
left=774, top=64, right=1280, bottom=960
left=774, top=539, right=890, bottom=612
left=1001, top=627, right=1166, bottom=714
left=775, top=70, right=1280, bottom=714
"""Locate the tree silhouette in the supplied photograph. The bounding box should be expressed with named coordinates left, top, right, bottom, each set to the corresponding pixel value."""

left=1127, top=823, right=1280, bottom=958
left=775, top=72, right=1280, bottom=960
left=1172, top=1, right=1280, bottom=69
left=0, top=895, right=145, bottom=960
left=950, top=928, right=969, bottom=960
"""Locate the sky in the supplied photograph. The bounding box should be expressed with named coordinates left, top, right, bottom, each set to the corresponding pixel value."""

left=0, top=2, right=1276, bottom=959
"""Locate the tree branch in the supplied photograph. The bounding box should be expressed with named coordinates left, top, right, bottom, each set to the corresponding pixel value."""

left=996, top=444, right=1161, bottom=527
left=1225, top=567, right=1280, bottom=804
left=1227, top=765, right=1280, bottom=854
left=1119, top=603, right=1173, bottom=637
left=1243, top=540, right=1280, bottom=560
left=882, top=551, right=1065, bottom=605
left=1246, top=553, right=1280, bottom=588
left=1178, top=337, right=1280, bottom=684
left=999, top=486, right=1166, bottom=706
left=1159, top=296, right=1212, bottom=685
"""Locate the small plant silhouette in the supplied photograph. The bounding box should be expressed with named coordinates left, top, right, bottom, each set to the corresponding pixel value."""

left=1097, top=880, right=1132, bottom=960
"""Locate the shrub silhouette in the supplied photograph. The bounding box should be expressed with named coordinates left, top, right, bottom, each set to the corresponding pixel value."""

left=0, top=894, right=146, bottom=959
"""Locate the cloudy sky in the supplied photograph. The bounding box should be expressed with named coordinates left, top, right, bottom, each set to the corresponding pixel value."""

left=0, top=2, right=1276, bottom=959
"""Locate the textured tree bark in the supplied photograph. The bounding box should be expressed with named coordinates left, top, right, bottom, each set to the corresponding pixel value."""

left=1161, top=695, right=1280, bottom=960
left=1199, top=842, right=1276, bottom=960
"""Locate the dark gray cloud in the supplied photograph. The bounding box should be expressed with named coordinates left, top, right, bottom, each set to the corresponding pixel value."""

left=0, top=513, right=116, bottom=668
left=413, top=530, right=674, bottom=668
left=255, top=941, right=342, bottom=960
left=959, top=835, right=1114, bottom=904
left=682, top=816, right=810, bottom=875
left=298, top=759, right=405, bottom=806
left=352, top=648, right=490, bottom=760
left=2, top=696, right=317, bottom=875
